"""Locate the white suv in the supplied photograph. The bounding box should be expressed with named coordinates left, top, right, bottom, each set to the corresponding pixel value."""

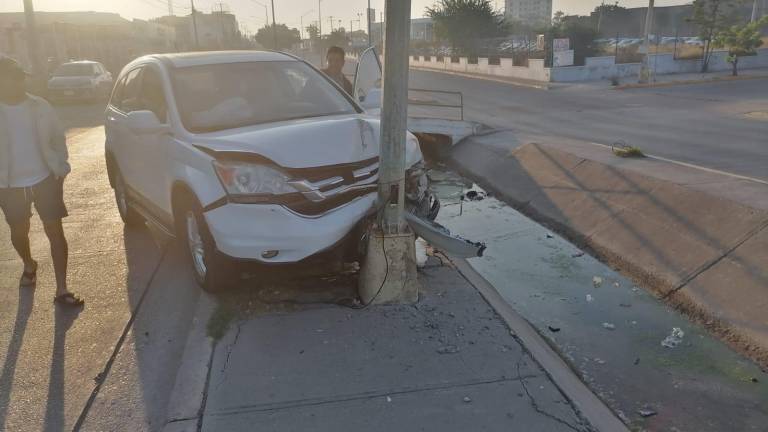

left=48, top=60, right=113, bottom=102
left=105, top=51, right=436, bottom=291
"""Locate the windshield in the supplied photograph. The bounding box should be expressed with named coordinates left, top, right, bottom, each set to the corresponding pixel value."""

left=172, top=61, right=358, bottom=133
left=54, top=63, right=96, bottom=77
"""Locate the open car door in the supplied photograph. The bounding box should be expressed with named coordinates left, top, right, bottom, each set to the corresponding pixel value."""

left=353, top=47, right=383, bottom=111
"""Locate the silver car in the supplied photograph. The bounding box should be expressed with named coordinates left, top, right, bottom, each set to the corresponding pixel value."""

left=47, top=61, right=113, bottom=102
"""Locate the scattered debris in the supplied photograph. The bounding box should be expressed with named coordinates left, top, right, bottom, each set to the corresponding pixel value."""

left=386, top=396, right=392, bottom=402
left=463, top=396, right=472, bottom=403
left=592, top=276, right=603, bottom=288
left=94, top=372, right=105, bottom=384
left=462, top=190, right=486, bottom=201
left=637, top=408, right=657, bottom=418
left=548, top=326, right=561, bottom=333
left=602, top=322, right=616, bottom=330
left=613, top=282, right=620, bottom=288
left=437, top=345, right=461, bottom=354
left=546, top=233, right=554, bottom=239
left=661, top=328, right=685, bottom=348
left=586, top=294, right=594, bottom=303
left=594, top=358, right=606, bottom=365
left=571, top=251, right=585, bottom=258
left=634, top=357, right=640, bottom=365
left=751, top=377, right=759, bottom=383
left=612, top=141, right=646, bottom=158
left=619, top=303, right=632, bottom=308
left=415, top=238, right=429, bottom=268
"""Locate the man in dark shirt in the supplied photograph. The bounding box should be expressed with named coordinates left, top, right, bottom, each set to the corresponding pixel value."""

left=321, top=46, right=354, bottom=96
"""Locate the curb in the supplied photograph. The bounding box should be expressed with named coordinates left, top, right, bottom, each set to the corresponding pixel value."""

left=410, top=66, right=553, bottom=90
left=162, top=293, right=217, bottom=431
left=614, top=73, right=768, bottom=90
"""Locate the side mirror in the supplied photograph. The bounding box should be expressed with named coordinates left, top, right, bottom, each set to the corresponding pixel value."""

left=125, top=110, right=169, bottom=135
left=360, top=88, right=382, bottom=110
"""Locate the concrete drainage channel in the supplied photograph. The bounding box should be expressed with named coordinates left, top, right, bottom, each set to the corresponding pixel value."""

left=424, top=162, right=768, bottom=431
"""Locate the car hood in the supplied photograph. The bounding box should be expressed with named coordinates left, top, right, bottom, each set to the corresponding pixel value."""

left=193, top=116, right=423, bottom=169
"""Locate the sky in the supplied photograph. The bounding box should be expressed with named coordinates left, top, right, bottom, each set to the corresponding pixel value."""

left=0, top=0, right=692, bottom=37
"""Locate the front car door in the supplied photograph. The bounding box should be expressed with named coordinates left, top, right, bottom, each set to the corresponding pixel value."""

left=353, top=47, right=383, bottom=110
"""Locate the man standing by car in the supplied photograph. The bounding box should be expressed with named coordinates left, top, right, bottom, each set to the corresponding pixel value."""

left=0, top=57, right=83, bottom=307
left=322, top=46, right=354, bottom=96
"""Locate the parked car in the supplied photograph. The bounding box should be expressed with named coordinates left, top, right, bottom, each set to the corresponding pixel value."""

left=105, top=51, right=437, bottom=291
left=48, top=60, right=113, bottom=102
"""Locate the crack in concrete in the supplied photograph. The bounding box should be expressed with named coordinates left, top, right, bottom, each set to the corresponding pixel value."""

left=217, top=322, right=242, bottom=390
left=516, top=361, right=588, bottom=432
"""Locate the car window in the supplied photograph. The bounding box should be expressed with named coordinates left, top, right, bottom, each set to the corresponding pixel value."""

left=53, top=63, right=94, bottom=77
left=120, top=68, right=144, bottom=113
left=137, top=67, right=168, bottom=123
left=110, top=75, right=128, bottom=110
left=172, top=61, right=358, bottom=133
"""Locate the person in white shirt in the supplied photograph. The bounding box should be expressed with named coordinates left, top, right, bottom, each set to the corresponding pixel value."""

left=0, top=57, right=83, bottom=307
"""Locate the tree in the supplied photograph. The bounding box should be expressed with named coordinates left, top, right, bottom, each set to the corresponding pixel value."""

left=255, top=24, right=300, bottom=50
left=690, top=0, right=744, bottom=72
left=326, top=28, right=348, bottom=48
left=552, top=10, right=566, bottom=27
left=306, top=23, right=320, bottom=41
left=713, top=16, right=768, bottom=75
left=425, top=0, right=506, bottom=54
left=541, top=15, right=600, bottom=66
left=593, top=2, right=626, bottom=15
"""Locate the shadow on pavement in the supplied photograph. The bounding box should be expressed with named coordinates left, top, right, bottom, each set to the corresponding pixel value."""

left=0, top=286, right=35, bottom=431
left=43, top=305, right=82, bottom=432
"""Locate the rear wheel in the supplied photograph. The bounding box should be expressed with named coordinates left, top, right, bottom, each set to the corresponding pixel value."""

left=114, top=170, right=144, bottom=227
left=178, top=196, right=235, bottom=292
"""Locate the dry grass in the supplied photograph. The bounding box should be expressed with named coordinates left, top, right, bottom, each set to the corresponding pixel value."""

left=613, top=145, right=645, bottom=158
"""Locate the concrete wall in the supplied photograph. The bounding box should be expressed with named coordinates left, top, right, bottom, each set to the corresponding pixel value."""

left=410, top=47, right=768, bottom=83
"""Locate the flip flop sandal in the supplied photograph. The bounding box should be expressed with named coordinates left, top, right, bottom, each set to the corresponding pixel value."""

left=53, top=292, right=85, bottom=307
left=20, top=268, right=37, bottom=287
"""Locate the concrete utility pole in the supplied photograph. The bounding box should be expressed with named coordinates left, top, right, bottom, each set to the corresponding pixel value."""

left=191, top=0, right=200, bottom=50
left=359, top=0, right=418, bottom=305
left=270, top=0, right=277, bottom=49
left=752, top=0, right=760, bottom=21
left=22, top=0, right=43, bottom=81
left=167, top=0, right=174, bottom=16
left=300, top=9, right=314, bottom=41
left=639, top=0, right=655, bottom=84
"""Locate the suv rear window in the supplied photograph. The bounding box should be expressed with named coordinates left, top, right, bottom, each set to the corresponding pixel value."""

left=54, top=63, right=96, bottom=77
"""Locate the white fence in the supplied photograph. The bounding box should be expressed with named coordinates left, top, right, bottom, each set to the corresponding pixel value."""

left=409, top=48, right=768, bottom=83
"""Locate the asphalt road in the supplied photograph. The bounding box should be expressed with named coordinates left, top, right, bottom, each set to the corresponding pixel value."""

left=409, top=70, right=768, bottom=181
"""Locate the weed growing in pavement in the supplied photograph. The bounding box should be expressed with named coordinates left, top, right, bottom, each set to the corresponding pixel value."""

left=207, top=303, right=236, bottom=341
left=612, top=144, right=645, bottom=158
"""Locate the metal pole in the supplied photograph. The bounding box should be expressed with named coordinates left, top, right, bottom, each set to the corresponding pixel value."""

left=378, top=0, right=411, bottom=232
left=639, top=0, right=654, bottom=83
left=367, top=0, right=372, bottom=47
left=22, top=0, right=43, bottom=79
left=270, top=0, right=277, bottom=49
left=319, top=0, right=323, bottom=67
left=191, top=0, right=200, bottom=50
left=168, top=0, right=174, bottom=16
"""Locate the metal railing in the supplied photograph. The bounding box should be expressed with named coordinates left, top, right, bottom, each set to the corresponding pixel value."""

left=407, top=88, right=464, bottom=121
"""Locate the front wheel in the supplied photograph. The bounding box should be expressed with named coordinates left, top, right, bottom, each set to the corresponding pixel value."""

left=178, top=197, right=235, bottom=293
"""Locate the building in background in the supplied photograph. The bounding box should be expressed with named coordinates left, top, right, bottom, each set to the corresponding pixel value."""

left=410, top=18, right=434, bottom=41
left=505, top=0, right=552, bottom=27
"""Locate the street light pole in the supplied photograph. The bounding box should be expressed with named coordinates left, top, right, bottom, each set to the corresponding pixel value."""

left=639, top=0, right=655, bottom=83
left=319, top=0, right=324, bottom=67
left=22, top=0, right=43, bottom=80
left=270, top=0, right=277, bottom=49
left=191, top=0, right=200, bottom=50
left=367, top=0, right=372, bottom=47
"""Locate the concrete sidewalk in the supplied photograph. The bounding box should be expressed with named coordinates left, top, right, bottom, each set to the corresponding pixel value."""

left=192, top=264, right=593, bottom=432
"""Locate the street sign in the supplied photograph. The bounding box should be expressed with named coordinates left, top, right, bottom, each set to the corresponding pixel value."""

left=553, top=49, right=574, bottom=67
left=553, top=38, right=570, bottom=52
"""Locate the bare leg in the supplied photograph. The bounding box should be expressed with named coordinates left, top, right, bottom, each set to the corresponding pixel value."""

left=9, top=219, right=37, bottom=273
left=42, top=220, right=68, bottom=297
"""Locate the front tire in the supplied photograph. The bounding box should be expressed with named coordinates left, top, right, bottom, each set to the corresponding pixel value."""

left=177, top=197, right=235, bottom=292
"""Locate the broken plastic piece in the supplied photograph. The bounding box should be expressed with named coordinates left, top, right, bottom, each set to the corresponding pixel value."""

left=592, top=276, right=603, bottom=288
left=462, top=190, right=486, bottom=201
left=586, top=294, right=594, bottom=302
left=638, top=408, right=657, bottom=418
left=463, top=396, right=472, bottom=403
left=437, top=345, right=460, bottom=354
left=661, top=327, right=685, bottom=348
left=548, top=326, right=561, bottom=333
left=602, top=322, right=616, bottom=330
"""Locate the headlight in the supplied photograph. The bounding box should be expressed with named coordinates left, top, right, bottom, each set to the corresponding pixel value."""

left=213, top=161, right=298, bottom=196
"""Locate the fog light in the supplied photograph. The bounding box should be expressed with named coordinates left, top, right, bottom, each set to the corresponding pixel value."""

left=261, top=250, right=279, bottom=259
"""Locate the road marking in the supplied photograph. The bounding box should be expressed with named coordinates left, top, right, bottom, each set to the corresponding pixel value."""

left=586, top=141, right=768, bottom=185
